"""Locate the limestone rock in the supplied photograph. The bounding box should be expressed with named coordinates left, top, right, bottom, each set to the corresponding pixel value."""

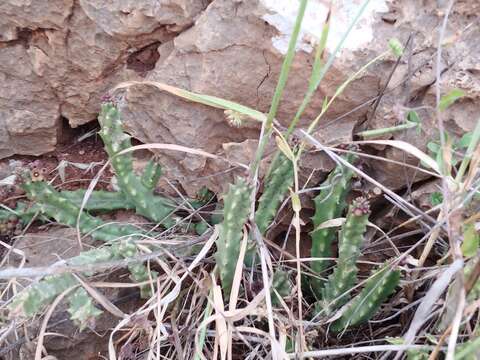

left=0, top=44, right=59, bottom=158
left=118, top=0, right=380, bottom=194
left=79, top=0, right=206, bottom=36
left=0, top=0, right=208, bottom=158
left=1, top=0, right=479, bottom=195
left=0, top=0, right=74, bottom=30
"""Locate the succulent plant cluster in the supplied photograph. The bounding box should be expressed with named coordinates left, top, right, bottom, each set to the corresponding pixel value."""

left=307, top=161, right=399, bottom=332
left=215, top=150, right=399, bottom=331
left=9, top=103, right=400, bottom=334
left=8, top=102, right=207, bottom=328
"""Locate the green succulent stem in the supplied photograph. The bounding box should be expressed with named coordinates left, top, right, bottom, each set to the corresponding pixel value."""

left=331, top=263, right=400, bottom=332
left=98, top=103, right=174, bottom=226
left=10, top=237, right=158, bottom=319
left=22, top=179, right=142, bottom=242
left=356, top=121, right=418, bottom=138
left=255, top=153, right=294, bottom=235
left=319, top=197, right=370, bottom=312
left=141, top=159, right=163, bottom=191
left=10, top=246, right=118, bottom=317
left=215, top=178, right=251, bottom=297
left=67, top=288, right=102, bottom=330
left=310, top=155, right=356, bottom=297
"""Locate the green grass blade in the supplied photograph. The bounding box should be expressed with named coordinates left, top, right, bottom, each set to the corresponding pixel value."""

left=456, top=117, right=480, bottom=181
left=285, top=9, right=331, bottom=138
left=455, top=334, right=480, bottom=359
left=194, top=294, right=213, bottom=360
left=312, top=0, right=371, bottom=92
left=115, top=80, right=267, bottom=123
left=250, top=0, right=308, bottom=175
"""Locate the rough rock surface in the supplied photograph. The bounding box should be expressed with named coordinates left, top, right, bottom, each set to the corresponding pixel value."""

left=0, top=0, right=479, bottom=193
left=0, top=44, right=60, bottom=158
left=79, top=0, right=206, bottom=36
left=0, top=0, right=207, bottom=158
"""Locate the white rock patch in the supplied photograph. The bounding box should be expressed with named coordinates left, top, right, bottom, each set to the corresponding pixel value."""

left=261, top=0, right=390, bottom=55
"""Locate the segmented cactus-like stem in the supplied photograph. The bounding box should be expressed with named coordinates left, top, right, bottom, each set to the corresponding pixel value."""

left=310, top=155, right=356, bottom=297
left=141, top=159, right=163, bottom=191
left=215, top=178, right=251, bottom=296
left=11, top=274, right=78, bottom=317
left=0, top=187, right=177, bottom=236
left=112, top=240, right=157, bottom=298
left=331, top=264, right=400, bottom=332
left=10, top=239, right=156, bottom=319
left=98, top=103, right=174, bottom=226
left=67, top=288, right=102, bottom=330
left=10, top=246, right=117, bottom=317
left=320, top=197, right=370, bottom=312
left=255, top=153, right=294, bottom=235
left=61, top=189, right=136, bottom=211
left=22, top=179, right=141, bottom=242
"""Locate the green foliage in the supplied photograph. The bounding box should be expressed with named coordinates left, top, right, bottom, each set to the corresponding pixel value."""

left=319, top=197, right=370, bottom=312
left=215, top=179, right=251, bottom=296
left=194, top=221, right=209, bottom=235
left=98, top=103, right=174, bottom=226
left=427, top=131, right=473, bottom=169
left=461, top=223, right=479, bottom=258
left=67, top=288, right=102, bottom=330
left=430, top=191, right=443, bottom=206
left=9, top=237, right=161, bottom=319
left=9, top=103, right=192, bottom=324
left=255, top=153, right=294, bottom=235
left=140, top=159, right=162, bottom=191
left=11, top=274, right=78, bottom=317
left=456, top=333, right=480, bottom=360
left=10, top=246, right=119, bottom=317
left=439, top=89, right=465, bottom=111
left=22, top=179, right=141, bottom=242
left=388, top=38, right=404, bottom=57
left=111, top=240, right=158, bottom=298
left=191, top=187, right=214, bottom=208
left=406, top=348, right=431, bottom=360
left=1, top=186, right=177, bottom=237
left=128, top=263, right=157, bottom=298
left=61, top=189, right=136, bottom=211
left=331, top=264, right=400, bottom=332
left=386, top=337, right=431, bottom=359
left=465, top=259, right=480, bottom=301
left=310, top=155, right=356, bottom=297
left=271, top=269, right=291, bottom=305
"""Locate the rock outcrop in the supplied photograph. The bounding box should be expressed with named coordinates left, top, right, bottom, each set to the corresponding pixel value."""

left=1, top=0, right=479, bottom=192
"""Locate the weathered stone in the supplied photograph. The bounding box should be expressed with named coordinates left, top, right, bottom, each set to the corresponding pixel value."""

left=1, top=0, right=479, bottom=195
left=0, top=44, right=59, bottom=158
left=360, top=0, right=480, bottom=188
left=0, top=0, right=74, bottom=30
left=79, top=0, right=206, bottom=36
left=0, top=0, right=208, bottom=157
left=118, top=0, right=381, bottom=194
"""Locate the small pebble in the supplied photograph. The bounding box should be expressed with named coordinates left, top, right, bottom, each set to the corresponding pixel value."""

left=79, top=149, right=85, bottom=155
